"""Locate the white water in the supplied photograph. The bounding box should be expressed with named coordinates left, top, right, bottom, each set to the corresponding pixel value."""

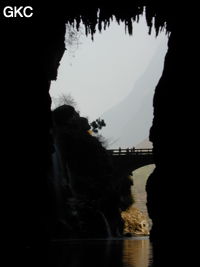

left=98, top=211, right=113, bottom=238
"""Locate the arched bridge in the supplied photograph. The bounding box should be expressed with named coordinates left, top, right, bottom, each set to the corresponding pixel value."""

left=107, top=148, right=154, bottom=175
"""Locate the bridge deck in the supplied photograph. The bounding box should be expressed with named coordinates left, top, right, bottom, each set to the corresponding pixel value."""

left=108, top=148, right=153, bottom=156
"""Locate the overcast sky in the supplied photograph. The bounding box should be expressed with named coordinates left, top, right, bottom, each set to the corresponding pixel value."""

left=50, top=15, right=168, bottom=122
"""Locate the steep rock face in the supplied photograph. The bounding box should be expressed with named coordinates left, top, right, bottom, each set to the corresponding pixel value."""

left=146, top=27, right=197, bottom=265
left=1, top=20, right=66, bottom=245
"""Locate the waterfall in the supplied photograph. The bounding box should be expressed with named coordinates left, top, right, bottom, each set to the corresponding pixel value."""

left=98, top=211, right=112, bottom=238
left=50, top=143, right=69, bottom=221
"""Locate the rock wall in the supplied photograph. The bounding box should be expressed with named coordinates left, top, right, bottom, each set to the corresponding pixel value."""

left=1, top=19, right=66, bottom=246
left=1, top=5, right=197, bottom=265
left=146, top=26, right=196, bottom=265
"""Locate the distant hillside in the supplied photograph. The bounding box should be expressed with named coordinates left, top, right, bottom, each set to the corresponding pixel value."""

left=135, top=138, right=153, bottom=149
left=100, top=41, right=167, bottom=149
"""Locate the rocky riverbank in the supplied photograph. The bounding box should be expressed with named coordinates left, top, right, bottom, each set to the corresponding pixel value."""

left=122, top=206, right=150, bottom=236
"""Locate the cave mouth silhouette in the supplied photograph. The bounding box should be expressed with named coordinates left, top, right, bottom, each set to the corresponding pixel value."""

left=48, top=17, right=168, bottom=243
left=48, top=19, right=169, bottom=249
left=3, top=4, right=194, bottom=265
left=50, top=17, right=169, bottom=150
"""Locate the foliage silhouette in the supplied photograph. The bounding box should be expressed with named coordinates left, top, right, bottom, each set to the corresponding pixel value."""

left=90, top=118, right=106, bottom=133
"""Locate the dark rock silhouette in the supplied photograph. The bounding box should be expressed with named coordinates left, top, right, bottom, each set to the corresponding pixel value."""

left=52, top=104, right=133, bottom=238
left=2, top=3, right=196, bottom=266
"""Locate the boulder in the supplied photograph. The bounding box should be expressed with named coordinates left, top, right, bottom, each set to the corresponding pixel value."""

left=121, top=206, right=150, bottom=236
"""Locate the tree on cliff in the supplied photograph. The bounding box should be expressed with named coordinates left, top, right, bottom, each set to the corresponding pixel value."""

left=51, top=93, right=78, bottom=110
left=90, top=118, right=106, bottom=133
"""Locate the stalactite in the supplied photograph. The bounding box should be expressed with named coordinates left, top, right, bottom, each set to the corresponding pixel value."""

left=63, top=4, right=171, bottom=40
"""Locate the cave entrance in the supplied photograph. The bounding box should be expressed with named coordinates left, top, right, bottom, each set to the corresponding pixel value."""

left=50, top=14, right=168, bottom=150
left=50, top=17, right=167, bottom=237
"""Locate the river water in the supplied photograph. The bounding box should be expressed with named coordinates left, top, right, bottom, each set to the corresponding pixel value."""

left=34, top=236, right=153, bottom=267
left=22, top=166, right=155, bottom=266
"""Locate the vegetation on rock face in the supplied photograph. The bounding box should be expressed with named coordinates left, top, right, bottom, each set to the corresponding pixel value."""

left=90, top=118, right=106, bottom=133
left=51, top=93, right=78, bottom=110
left=121, top=206, right=150, bottom=236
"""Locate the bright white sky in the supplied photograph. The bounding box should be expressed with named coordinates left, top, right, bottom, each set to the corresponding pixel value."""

left=50, top=15, right=168, bottom=122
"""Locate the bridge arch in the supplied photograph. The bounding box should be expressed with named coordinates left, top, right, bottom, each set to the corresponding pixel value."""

left=108, top=148, right=154, bottom=175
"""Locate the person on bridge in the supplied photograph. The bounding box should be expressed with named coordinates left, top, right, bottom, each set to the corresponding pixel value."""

left=126, top=148, right=130, bottom=154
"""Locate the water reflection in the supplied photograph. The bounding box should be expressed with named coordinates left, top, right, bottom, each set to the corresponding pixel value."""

left=123, top=238, right=152, bottom=267
left=23, top=237, right=153, bottom=267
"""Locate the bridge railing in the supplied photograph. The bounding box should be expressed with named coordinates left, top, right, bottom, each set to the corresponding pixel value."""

left=107, top=148, right=153, bottom=156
